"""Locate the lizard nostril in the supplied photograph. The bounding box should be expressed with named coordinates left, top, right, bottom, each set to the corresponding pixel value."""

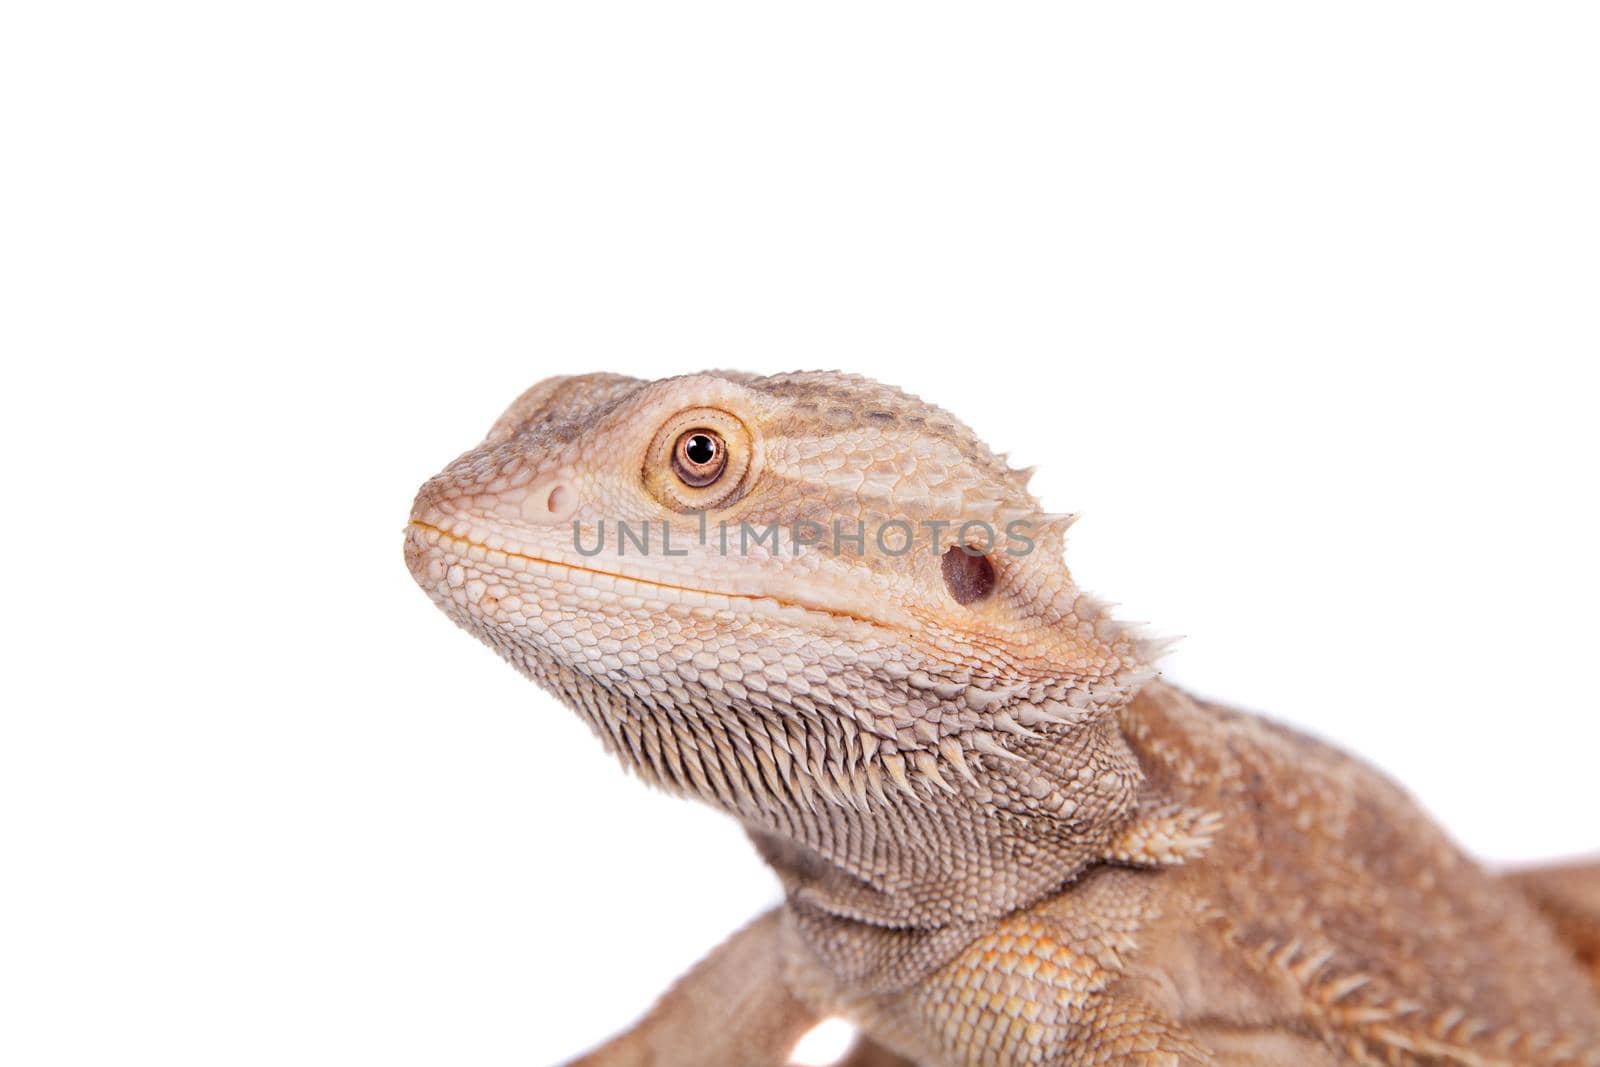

left=520, top=482, right=577, bottom=523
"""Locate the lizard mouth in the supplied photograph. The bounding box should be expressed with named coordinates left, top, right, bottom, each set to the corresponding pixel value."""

left=405, top=519, right=899, bottom=630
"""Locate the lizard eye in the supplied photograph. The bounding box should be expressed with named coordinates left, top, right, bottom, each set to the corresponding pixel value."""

left=673, top=430, right=726, bottom=487
left=644, top=407, right=758, bottom=511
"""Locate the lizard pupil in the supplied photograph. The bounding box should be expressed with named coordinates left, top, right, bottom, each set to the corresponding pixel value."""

left=672, top=429, right=727, bottom=487
left=685, top=434, right=716, bottom=465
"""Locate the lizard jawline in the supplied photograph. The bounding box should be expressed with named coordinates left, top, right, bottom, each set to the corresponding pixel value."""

left=406, top=519, right=897, bottom=630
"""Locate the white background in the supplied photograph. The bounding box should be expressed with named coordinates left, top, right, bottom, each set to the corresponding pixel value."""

left=3, top=3, right=1597, bottom=1065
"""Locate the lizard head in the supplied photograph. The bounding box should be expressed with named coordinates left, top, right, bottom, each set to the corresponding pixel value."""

left=406, top=371, right=1158, bottom=918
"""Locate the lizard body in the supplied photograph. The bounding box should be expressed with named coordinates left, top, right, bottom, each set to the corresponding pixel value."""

left=405, top=371, right=1600, bottom=1066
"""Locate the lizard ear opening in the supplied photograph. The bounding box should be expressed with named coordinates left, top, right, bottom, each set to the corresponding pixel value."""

left=642, top=406, right=759, bottom=512
left=941, top=545, right=995, bottom=605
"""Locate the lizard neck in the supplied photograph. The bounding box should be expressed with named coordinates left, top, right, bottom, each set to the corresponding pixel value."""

left=743, top=708, right=1146, bottom=928
left=517, top=614, right=1150, bottom=928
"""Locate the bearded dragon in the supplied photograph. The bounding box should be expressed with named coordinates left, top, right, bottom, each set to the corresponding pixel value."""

left=404, top=371, right=1600, bottom=1066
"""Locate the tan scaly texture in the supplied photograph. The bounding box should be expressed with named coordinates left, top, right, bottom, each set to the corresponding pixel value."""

left=406, top=371, right=1600, bottom=1066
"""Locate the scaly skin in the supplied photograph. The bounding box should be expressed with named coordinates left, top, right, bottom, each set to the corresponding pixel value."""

left=405, top=371, right=1600, bottom=1066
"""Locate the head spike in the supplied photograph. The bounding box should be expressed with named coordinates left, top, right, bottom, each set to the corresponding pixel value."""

left=826, top=760, right=865, bottom=810
left=1137, top=635, right=1184, bottom=661
left=791, top=769, right=819, bottom=814
left=992, top=712, right=1038, bottom=738
left=863, top=763, right=890, bottom=806
left=882, top=753, right=918, bottom=800
left=912, top=751, right=957, bottom=794
left=1015, top=704, right=1079, bottom=728
left=964, top=683, right=1023, bottom=712
left=939, top=737, right=979, bottom=784
left=1036, top=512, right=1081, bottom=536
left=810, top=764, right=844, bottom=806
left=858, top=731, right=881, bottom=763
left=970, top=731, right=1022, bottom=762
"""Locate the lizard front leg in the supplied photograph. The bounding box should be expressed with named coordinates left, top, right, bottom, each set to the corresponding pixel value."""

left=563, top=908, right=819, bottom=1067
left=784, top=868, right=1218, bottom=1067
left=904, top=924, right=1215, bottom=1067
